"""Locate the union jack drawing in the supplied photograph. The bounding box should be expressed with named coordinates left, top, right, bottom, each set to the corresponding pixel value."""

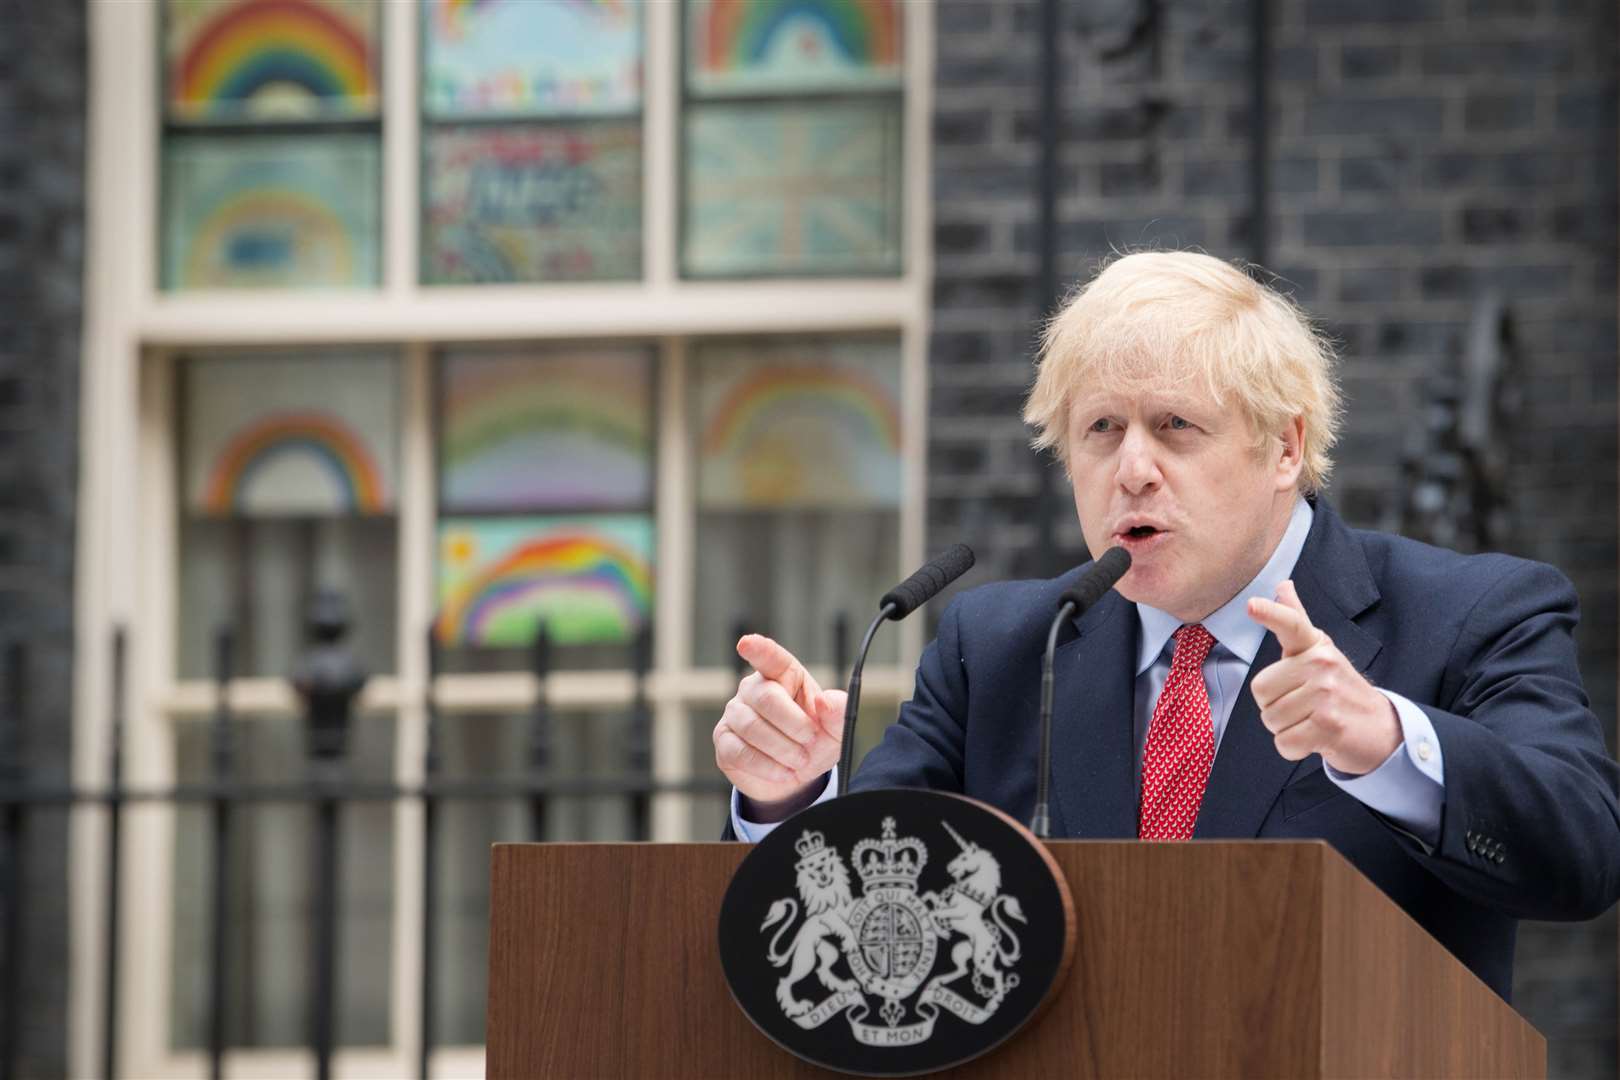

left=685, top=101, right=902, bottom=276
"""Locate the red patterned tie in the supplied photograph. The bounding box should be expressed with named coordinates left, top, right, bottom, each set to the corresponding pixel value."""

left=1139, top=624, right=1217, bottom=840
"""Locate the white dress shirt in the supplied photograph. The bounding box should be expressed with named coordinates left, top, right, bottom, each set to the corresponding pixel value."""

left=734, top=498, right=1445, bottom=843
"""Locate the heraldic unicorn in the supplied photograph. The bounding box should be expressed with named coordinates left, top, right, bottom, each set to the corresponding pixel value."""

left=759, top=815, right=1028, bottom=1046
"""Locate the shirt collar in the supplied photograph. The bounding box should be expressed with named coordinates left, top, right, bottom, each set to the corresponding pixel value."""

left=1134, top=497, right=1315, bottom=675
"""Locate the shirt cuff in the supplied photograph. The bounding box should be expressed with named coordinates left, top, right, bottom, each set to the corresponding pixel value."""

left=730, top=768, right=839, bottom=842
left=1322, top=690, right=1445, bottom=847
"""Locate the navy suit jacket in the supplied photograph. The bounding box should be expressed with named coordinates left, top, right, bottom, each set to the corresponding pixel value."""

left=844, top=500, right=1620, bottom=1000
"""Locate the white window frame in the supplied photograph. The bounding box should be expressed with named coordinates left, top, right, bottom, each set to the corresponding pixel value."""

left=71, top=1, right=935, bottom=1077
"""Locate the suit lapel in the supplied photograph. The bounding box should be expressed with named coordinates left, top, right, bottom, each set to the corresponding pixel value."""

left=1048, top=591, right=1139, bottom=838
left=1193, top=499, right=1384, bottom=838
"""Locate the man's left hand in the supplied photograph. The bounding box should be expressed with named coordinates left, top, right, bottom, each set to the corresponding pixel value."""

left=1247, top=580, right=1401, bottom=776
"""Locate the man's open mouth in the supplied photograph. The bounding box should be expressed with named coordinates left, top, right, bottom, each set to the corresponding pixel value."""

left=1126, top=525, right=1159, bottom=539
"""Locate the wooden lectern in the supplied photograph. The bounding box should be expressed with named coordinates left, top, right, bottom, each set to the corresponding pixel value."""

left=487, top=840, right=1544, bottom=1078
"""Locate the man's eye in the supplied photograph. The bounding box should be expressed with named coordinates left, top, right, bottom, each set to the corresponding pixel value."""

left=1167, top=415, right=1192, bottom=431
left=1089, top=418, right=1114, bottom=433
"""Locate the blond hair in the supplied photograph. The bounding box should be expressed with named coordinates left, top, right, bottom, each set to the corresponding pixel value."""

left=1023, top=251, right=1342, bottom=492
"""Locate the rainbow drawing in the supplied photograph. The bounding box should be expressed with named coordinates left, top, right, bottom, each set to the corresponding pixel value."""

left=186, top=188, right=354, bottom=284
left=200, top=410, right=388, bottom=514
left=440, top=351, right=651, bottom=511
left=164, top=134, right=379, bottom=289
left=436, top=516, right=654, bottom=646
left=687, top=0, right=901, bottom=96
left=697, top=348, right=903, bottom=508
left=168, top=0, right=379, bottom=121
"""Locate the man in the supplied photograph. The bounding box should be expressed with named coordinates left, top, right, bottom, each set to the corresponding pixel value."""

left=712, top=251, right=1620, bottom=999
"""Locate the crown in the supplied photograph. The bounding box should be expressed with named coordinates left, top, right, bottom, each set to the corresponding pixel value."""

left=794, top=829, right=838, bottom=871
left=853, top=816, right=927, bottom=892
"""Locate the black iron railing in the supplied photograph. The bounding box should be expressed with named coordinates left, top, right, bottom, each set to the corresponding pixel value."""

left=0, top=602, right=744, bottom=1080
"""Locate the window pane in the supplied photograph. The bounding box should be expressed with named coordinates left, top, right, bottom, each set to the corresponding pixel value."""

left=439, top=347, right=654, bottom=513
left=433, top=708, right=645, bottom=1044
left=164, top=0, right=382, bottom=123
left=682, top=101, right=902, bottom=277
left=184, top=354, right=398, bottom=517
left=421, top=122, right=642, bottom=284
left=178, top=517, right=398, bottom=679
left=179, top=354, right=399, bottom=678
left=163, top=134, right=382, bottom=290
left=685, top=0, right=903, bottom=97
left=170, top=713, right=395, bottom=1049
left=691, top=337, right=901, bottom=665
left=694, top=339, right=900, bottom=507
left=435, top=515, right=654, bottom=670
left=422, top=0, right=641, bottom=119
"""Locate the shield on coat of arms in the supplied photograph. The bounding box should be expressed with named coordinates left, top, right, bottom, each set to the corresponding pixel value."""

left=849, top=890, right=936, bottom=1000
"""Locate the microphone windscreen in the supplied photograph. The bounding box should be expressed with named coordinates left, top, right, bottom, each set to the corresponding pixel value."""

left=879, top=544, right=976, bottom=620
left=1058, top=545, right=1132, bottom=616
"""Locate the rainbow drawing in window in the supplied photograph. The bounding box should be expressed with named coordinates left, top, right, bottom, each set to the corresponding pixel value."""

left=440, top=349, right=652, bottom=512
left=164, top=134, right=380, bottom=289
left=165, top=0, right=380, bottom=122
left=200, top=412, right=387, bottom=513
left=436, top=516, right=654, bottom=647
left=686, top=0, right=902, bottom=97
left=185, top=354, right=398, bottom=516
left=695, top=340, right=902, bottom=508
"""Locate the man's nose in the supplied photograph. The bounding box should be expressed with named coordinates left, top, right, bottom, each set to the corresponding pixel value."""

left=1115, top=430, right=1162, bottom=493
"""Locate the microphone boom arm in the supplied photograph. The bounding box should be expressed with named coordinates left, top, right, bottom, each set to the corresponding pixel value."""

left=1031, top=599, right=1077, bottom=838
left=836, top=601, right=898, bottom=795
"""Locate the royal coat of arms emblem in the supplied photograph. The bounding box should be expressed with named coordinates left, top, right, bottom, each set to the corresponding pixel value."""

left=758, top=815, right=1028, bottom=1046
left=719, top=788, right=1072, bottom=1075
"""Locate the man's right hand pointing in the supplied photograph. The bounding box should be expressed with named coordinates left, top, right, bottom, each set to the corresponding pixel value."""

left=713, top=634, right=846, bottom=819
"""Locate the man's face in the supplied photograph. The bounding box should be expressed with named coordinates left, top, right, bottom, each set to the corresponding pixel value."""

left=1065, top=383, right=1303, bottom=623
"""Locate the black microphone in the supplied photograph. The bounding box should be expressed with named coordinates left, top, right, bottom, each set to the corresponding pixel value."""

left=1031, top=546, right=1131, bottom=838
left=878, top=543, right=976, bottom=620
left=837, top=545, right=976, bottom=794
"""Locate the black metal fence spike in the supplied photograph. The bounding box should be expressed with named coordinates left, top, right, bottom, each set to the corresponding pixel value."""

left=833, top=613, right=850, bottom=685
left=730, top=618, right=750, bottom=677
left=1, top=641, right=25, bottom=1080
left=103, top=627, right=126, bottom=1080
left=419, top=623, right=440, bottom=1080
left=628, top=624, right=654, bottom=840
left=527, top=622, right=551, bottom=843
left=207, top=625, right=233, bottom=1080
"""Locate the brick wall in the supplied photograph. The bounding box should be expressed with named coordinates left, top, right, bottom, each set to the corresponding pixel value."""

left=0, top=0, right=84, bottom=1075
left=929, top=0, right=1617, bottom=1075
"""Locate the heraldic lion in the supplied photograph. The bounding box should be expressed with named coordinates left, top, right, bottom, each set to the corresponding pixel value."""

left=761, top=833, right=859, bottom=1017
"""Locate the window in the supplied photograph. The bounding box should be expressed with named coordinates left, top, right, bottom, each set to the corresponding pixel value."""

left=420, top=2, right=644, bottom=283
left=434, top=344, right=656, bottom=672
left=682, top=0, right=905, bottom=277
left=159, top=0, right=383, bottom=289
left=80, top=1, right=930, bottom=1075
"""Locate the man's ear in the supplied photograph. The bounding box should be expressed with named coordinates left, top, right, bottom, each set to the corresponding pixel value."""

left=1276, top=415, right=1306, bottom=489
